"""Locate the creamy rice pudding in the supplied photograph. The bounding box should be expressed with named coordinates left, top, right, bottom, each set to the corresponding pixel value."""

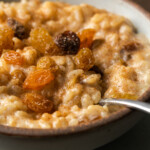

left=0, top=0, right=149, bottom=128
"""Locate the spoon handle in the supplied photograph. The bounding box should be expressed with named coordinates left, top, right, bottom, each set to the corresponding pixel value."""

left=100, top=99, right=150, bottom=114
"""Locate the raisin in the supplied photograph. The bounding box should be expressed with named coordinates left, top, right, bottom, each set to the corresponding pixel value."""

left=74, top=48, right=94, bottom=70
left=78, top=29, right=96, bottom=49
left=7, top=18, right=28, bottom=40
left=122, top=41, right=142, bottom=52
left=3, top=50, right=23, bottom=65
left=0, top=10, right=7, bottom=23
left=55, top=31, right=80, bottom=55
left=0, top=27, right=14, bottom=53
left=30, top=28, right=60, bottom=55
left=22, top=93, right=53, bottom=113
left=11, top=70, right=26, bottom=83
left=23, top=69, right=54, bottom=90
left=37, top=56, right=58, bottom=72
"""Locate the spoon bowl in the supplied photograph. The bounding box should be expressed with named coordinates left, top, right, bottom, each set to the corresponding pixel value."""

left=100, top=98, right=150, bottom=114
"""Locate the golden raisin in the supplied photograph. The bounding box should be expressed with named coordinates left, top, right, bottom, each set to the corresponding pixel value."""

left=22, top=93, right=53, bottom=113
left=0, top=10, right=7, bottom=22
left=0, top=27, right=14, bottom=53
left=74, top=48, right=94, bottom=70
left=23, top=69, right=54, bottom=90
left=78, top=29, right=96, bottom=49
left=3, top=50, right=23, bottom=65
left=37, top=56, right=58, bottom=72
left=30, top=28, right=60, bottom=55
left=11, top=70, right=26, bottom=83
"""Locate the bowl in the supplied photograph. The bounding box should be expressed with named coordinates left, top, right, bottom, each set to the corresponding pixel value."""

left=0, top=0, right=150, bottom=150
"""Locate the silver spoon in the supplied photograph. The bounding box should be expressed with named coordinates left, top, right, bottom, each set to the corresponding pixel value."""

left=100, top=98, right=150, bottom=114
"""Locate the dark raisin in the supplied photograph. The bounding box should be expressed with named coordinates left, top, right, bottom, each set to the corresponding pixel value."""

left=90, top=65, right=103, bottom=76
left=54, top=31, right=80, bottom=55
left=7, top=18, right=28, bottom=40
left=122, top=41, right=142, bottom=52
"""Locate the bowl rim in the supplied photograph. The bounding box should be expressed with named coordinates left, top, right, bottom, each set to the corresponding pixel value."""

left=124, top=0, right=150, bottom=20
left=0, top=0, right=150, bottom=137
left=1, top=88, right=150, bottom=137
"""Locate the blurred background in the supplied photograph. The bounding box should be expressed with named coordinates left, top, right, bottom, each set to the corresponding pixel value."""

left=96, top=0, right=150, bottom=150
left=133, top=0, right=150, bottom=12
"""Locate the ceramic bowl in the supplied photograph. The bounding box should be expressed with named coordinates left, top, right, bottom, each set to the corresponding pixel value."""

left=1, top=0, right=150, bottom=150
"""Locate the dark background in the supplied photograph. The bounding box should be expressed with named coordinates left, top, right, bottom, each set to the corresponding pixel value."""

left=133, top=0, right=150, bottom=12
left=96, top=115, right=150, bottom=150
left=96, top=1, right=150, bottom=150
